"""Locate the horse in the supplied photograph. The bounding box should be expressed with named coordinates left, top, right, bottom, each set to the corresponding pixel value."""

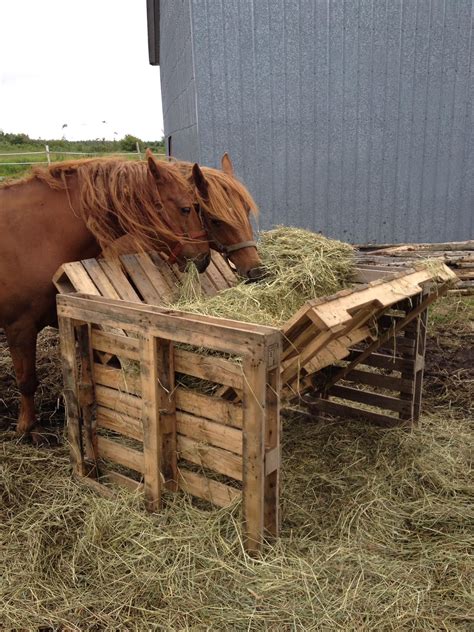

left=0, top=153, right=210, bottom=443
left=183, top=153, right=266, bottom=280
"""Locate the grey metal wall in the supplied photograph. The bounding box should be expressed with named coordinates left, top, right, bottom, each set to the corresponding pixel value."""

left=164, top=0, right=474, bottom=244
left=159, top=0, right=199, bottom=160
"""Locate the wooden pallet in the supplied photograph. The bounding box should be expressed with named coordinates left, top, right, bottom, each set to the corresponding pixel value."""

left=357, top=241, right=474, bottom=295
left=54, top=249, right=457, bottom=553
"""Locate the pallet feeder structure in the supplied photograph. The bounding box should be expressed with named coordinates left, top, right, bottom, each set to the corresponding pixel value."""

left=54, top=250, right=456, bottom=553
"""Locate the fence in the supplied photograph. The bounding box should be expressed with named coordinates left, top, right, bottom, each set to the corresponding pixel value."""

left=0, top=143, right=166, bottom=178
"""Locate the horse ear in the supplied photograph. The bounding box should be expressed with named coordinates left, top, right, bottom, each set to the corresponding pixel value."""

left=192, top=163, right=209, bottom=199
left=221, top=152, right=234, bottom=176
left=147, top=153, right=168, bottom=183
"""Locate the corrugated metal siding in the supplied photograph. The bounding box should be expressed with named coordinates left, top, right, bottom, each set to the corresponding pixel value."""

left=165, top=0, right=474, bottom=243
left=160, top=0, right=199, bottom=160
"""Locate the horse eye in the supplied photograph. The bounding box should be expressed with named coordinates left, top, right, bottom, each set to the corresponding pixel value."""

left=211, top=219, right=222, bottom=227
left=180, top=207, right=191, bottom=215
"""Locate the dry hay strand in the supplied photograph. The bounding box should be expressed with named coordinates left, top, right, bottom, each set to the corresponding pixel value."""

left=2, top=406, right=473, bottom=631
left=173, top=227, right=356, bottom=326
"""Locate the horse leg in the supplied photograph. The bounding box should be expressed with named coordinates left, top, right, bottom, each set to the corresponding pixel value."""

left=4, top=321, right=48, bottom=444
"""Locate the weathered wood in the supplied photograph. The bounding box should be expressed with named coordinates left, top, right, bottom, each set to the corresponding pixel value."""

left=329, top=384, right=413, bottom=414
left=139, top=334, right=163, bottom=511
left=58, top=316, right=85, bottom=476
left=120, top=254, right=163, bottom=304
left=242, top=351, right=266, bottom=553
left=96, top=406, right=143, bottom=441
left=341, top=368, right=414, bottom=394
left=177, top=469, right=241, bottom=507
left=177, top=435, right=243, bottom=481
left=308, top=398, right=400, bottom=427
left=91, top=329, right=140, bottom=361
left=97, top=258, right=141, bottom=303
left=264, top=341, right=281, bottom=537
left=95, top=384, right=142, bottom=418
left=177, top=411, right=242, bottom=455
left=176, top=388, right=243, bottom=428
left=101, top=467, right=144, bottom=492
left=97, top=435, right=144, bottom=473
left=82, top=258, right=121, bottom=299
left=76, top=324, right=98, bottom=472
left=174, top=348, right=243, bottom=389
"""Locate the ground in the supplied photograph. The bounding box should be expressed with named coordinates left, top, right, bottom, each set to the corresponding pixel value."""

left=1, top=295, right=473, bottom=630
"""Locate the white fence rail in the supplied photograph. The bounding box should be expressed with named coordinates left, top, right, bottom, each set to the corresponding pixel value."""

left=0, top=143, right=165, bottom=176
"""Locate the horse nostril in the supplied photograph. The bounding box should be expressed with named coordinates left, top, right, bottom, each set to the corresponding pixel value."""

left=194, top=252, right=211, bottom=273
left=245, top=266, right=268, bottom=283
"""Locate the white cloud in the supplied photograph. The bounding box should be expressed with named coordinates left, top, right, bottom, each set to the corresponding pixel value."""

left=0, top=0, right=163, bottom=141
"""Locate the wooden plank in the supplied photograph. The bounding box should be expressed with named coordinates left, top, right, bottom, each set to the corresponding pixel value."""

left=76, top=324, right=98, bottom=471
left=97, top=435, right=144, bottom=473
left=58, top=316, right=85, bottom=476
left=95, top=384, right=142, bottom=418
left=135, top=252, right=176, bottom=302
left=329, top=384, right=412, bottom=414
left=101, top=468, right=144, bottom=493
left=57, top=262, right=100, bottom=295
left=93, top=362, right=141, bottom=395
left=210, top=251, right=239, bottom=287
left=98, top=258, right=141, bottom=303
left=139, top=335, right=163, bottom=511
left=176, top=411, right=242, bottom=455
left=82, top=258, right=121, bottom=299
left=264, top=340, right=281, bottom=538
left=119, top=254, right=164, bottom=304
left=341, top=368, right=414, bottom=394
left=175, top=388, right=243, bottom=428
left=91, top=329, right=139, bottom=361
left=96, top=406, right=143, bottom=441
left=204, top=258, right=232, bottom=292
left=309, top=398, right=401, bottom=427
left=242, top=351, right=266, bottom=553
left=174, top=348, right=243, bottom=389
left=177, top=469, right=241, bottom=508
left=157, top=339, right=177, bottom=492
left=177, top=435, right=243, bottom=481
left=346, top=350, right=414, bottom=372
left=148, top=252, right=181, bottom=295
left=57, top=294, right=276, bottom=358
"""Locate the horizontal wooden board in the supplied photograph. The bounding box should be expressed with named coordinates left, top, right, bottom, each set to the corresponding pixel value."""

left=97, top=406, right=143, bottom=441
left=174, top=348, right=243, bottom=390
left=309, top=398, right=401, bottom=427
left=95, top=384, right=142, bottom=418
left=329, top=384, right=412, bottom=414
left=177, top=411, right=242, bottom=455
left=91, top=330, right=140, bottom=361
left=175, top=388, right=243, bottom=428
left=177, top=468, right=241, bottom=508
left=177, top=435, right=243, bottom=481
left=97, top=436, right=144, bottom=473
left=342, top=368, right=414, bottom=394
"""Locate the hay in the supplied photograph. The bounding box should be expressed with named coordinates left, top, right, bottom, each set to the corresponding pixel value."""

left=173, top=227, right=356, bottom=326
left=2, top=408, right=473, bottom=630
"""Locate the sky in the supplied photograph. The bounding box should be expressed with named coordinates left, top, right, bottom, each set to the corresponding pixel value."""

left=0, top=0, right=164, bottom=141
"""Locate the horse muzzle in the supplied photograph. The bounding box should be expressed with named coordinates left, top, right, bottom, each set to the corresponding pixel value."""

left=244, top=266, right=268, bottom=282
left=193, top=251, right=211, bottom=273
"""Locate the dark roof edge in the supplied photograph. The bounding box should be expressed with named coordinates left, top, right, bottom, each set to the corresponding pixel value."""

left=146, top=0, right=160, bottom=65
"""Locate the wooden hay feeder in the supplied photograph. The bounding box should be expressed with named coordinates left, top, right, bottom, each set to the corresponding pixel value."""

left=54, top=250, right=456, bottom=553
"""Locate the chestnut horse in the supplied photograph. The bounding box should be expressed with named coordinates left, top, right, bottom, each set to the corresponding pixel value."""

left=0, top=155, right=210, bottom=442
left=185, top=154, right=265, bottom=280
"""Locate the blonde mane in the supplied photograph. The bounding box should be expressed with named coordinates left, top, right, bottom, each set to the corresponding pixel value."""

left=3, top=158, right=193, bottom=251
left=175, top=161, right=259, bottom=226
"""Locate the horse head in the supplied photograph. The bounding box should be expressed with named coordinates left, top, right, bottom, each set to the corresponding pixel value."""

left=190, top=154, right=265, bottom=281
left=146, top=151, right=210, bottom=272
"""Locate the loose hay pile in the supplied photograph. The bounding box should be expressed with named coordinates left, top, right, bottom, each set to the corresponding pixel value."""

left=174, top=227, right=356, bottom=326
left=2, top=410, right=473, bottom=630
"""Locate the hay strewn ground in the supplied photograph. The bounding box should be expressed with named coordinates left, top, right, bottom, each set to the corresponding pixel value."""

left=1, top=298, right=473, bottom=631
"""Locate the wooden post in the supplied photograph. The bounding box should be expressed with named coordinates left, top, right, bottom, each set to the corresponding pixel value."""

left=136, top=141, right=142, bottom=159
left=45, top=144, right=51, bottom=165
left=58, top=316, right=85, bottom=477
left=139, top=334, right=177, bottom=512
left=76, top=324, right=98, bottom=476
left=263, top=337, right=281, bottom=538
left=242, top=348, right=267, bottom=554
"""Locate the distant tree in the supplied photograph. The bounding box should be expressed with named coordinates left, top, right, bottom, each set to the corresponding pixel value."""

left=120, top=134, right=141, bottom=152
